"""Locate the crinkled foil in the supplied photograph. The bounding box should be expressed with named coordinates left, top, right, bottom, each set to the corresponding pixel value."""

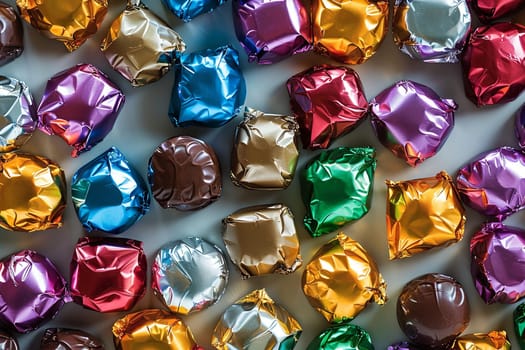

left=0, top=152, right=66, bottom=232
left=312, top=0, right=389, bottom=64
left=161, top=0, right=226, bottom=21
left=302, top=233, right=387, bottom=323
left=152, top=237, right=229, bottom=315
left=0, top=2, right=23, bottom=66
left=393, top=0, right=471, bottom=62
left=230, top=108, right=300, bottom=190
left=70, top=237, right=147, bottom=313
left=40, top=328, right=103, bottom=350
left=307, top=323, right=374, bottom=350
left=286, top=65, right=368, bottom=150
left=222, top=203, right=302, bottom=278
left=514, top=303, right=525, bottom=349
left=0, top=250, right=70, bottom=333
left=468, top=0, right=524, bottom=21
left=0, top=76, right=36, bottom=152
left=515, top=104, right=525, bottom=149
left=0, top=330, right=17, bottom=350
left=16, top=0, right=108, bottom=51
left=450, top=331, right=511, bottom=350
left=388, top=342, right=422, bottom=350
left=113, top=309, right=200, bottom=350
left=101, top=1, right=185, bottom=87
left=211, top=289, right=302, bottom=350
left=386, top=171, right=466, bottom=260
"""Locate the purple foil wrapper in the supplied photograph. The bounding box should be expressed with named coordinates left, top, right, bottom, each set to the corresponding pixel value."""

left=388, top=342, right=422, bottom=350
left=515, top=104, right=525, bottom=149
left=0, top=250, right=70, bottom=333
left=471, top=222, right=525, bottom=304
left=456, top=146, right=525, bottom=220
left=37, top=63, right=125, bottom=157
left=232, top=0, right=311, bottom=64
left=369, top=80, right=457, bottom=166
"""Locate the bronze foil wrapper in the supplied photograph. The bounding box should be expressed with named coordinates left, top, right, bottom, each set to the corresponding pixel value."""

left=450, top=331, right=511, bottom=350
left=0, top=2, right=23, bottom=66
left=40, top=328, right=104, bottom=349
left=230, top=108, right=300, bottom=190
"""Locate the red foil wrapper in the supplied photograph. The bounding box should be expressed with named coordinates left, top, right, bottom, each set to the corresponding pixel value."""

left=286, top=65, right=368, bottom=149
left=468, top=0, right=524, bottom=22
left=70, top=237, right=147, bottom=313
left=462, top=22, right=525, bottom=106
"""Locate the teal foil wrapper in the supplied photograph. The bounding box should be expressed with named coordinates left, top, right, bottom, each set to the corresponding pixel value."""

left=307, top=323, right=375, bottom=350
left=514, top=303, right=525, bottom=349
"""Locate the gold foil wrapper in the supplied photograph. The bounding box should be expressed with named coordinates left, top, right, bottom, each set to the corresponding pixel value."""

left=451, top=331, right=511, bottom=350
left=386, top=171, right=466, bottom=260
left=0, top=152, right=66, bottom=232
left=112, top=309, right=199, bottom=350
left=16, top=0, right=108, bottom=51
left=312, top=0, right=389, bottom=64
left=230, top=108, right=300, bottom=190
left=302, top=232, right=386, bottom=322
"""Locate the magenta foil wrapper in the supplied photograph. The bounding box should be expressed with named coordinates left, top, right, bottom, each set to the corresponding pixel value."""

left=232, top=0, right=311, bottom=64
left=515, top=104, right=525, bottom=149
left=471, top=222, right=525, bottom=304
left=369, top=80, right=457, bottom=166
left=0, top=250, right=70, bottom=333
left=37, top=63, right=125, bottom=157
left=456, top=146, right=525, bottom=220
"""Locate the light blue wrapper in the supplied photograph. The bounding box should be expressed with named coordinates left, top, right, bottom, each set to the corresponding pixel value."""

left=71, top=147, right=150, bottom=234
left=161, top=0, right=226, bottom=21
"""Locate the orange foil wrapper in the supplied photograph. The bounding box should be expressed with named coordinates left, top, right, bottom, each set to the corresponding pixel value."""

left=0, top=152, right=66, bottom=232
left=302, top=232, right=386, bottom=322
left=312, top=0, right=389, bottom=64
left=16, top=0, right=108, bottom=51
left=450, top=331, right=511, bottom=350
left=386, top=171, right=466, bottom=260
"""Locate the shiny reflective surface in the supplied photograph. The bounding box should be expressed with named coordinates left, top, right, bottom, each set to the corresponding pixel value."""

left=40, top=328, right=104, bottom=350
left=514, top=303, right=525, bottom=349
left=0, top=331, right=17, bottom=350
left=468, top=0, right=524, bottom=21
left=307, top=323, right=374, bottom=350
left=450, top=331, right=511, bottom=350
left=0, top=2, right=23, bottom=66
left=515, top=105, right=525, bottom=149
left=161, top=0, right=226, bottom=21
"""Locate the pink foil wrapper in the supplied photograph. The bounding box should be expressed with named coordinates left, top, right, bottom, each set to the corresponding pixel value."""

left=468, top=0, right=525, bottom=21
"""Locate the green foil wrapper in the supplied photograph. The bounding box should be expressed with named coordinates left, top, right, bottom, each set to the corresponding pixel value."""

left=514, top=303, right=525, bottom=349
left=301, top=147, right=376, bottom=237
left=307, top=323, right=375, bottom=350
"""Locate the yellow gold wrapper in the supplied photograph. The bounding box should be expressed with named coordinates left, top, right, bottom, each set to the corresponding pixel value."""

left=0, top=152, right=66, bottom=232
left=386, top=171, right=466, bottom=260
left=312, top=0, right=389, bottom=64
left=302, top=232, right=386, bottom=323
left=451, top=331, right=511, bottom=350
left=112, top=309, right=199, bottom=350
left=16, top=0, right=108, bottom=51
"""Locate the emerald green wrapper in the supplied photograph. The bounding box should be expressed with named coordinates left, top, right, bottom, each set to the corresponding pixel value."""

left=514, top=303, right=525, bottom=349
left=307, top=323, right=374, bottom=350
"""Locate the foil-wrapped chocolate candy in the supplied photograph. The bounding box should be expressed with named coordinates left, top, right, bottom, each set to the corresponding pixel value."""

left=232, top=0, right=311, bottom=64
left=516, top=104, right=525, bottom=149
left=37, top=64, right=125, bottom=157
left=370, top=80, right=457, bottom=166
left=161, top=0, right=226, bottom=21
left=386, top=171, right=466, bottom=259
left=515, top=303, right=525, bottom=349
left=222, top=204, right=302, bottom=278
left=152, top=237, right=229, bottom=314
left=16, top=0, right=107, bottom=51
left=286, top=65, right=368, bottom=150
left=71, top=147, right=150, bottom=234
left=70, top=237, right=147, bottom=313
left=211, top=289, right=301, bottom=349
left=387, top=342, right=422, bottom=350
left=169, top=45, right=246, bottom=127
left=302, top=147, right=376, bottom=237
left=0, top=250, right=70, bottom=333
left=101, top=0, right=185, bottom=87
left=113, top=309, right=200, bottom=350
left=303, top=233, right=387, bottom=323
left=312, top=0, right=388, bottom=64
left=462, top=22, right=525, bottom=106
left=393, top=0, right=471, bottom=62
left=397, top=273, right=470, bottom=349
left=0, top=331, right=17, bottom=350
left=230, top=108, right=300, bottom=190
left=0, top=76, right=36, bottom=152
left=0, top=2, right=23, bottom=66
left=450, top=331, right=511, bottom=350
left=148, top=136, right=221, bottom=210
left=0, top=152, right=66, bottom=232
left=40, top=328, right=104, bottom=350
left=468, top=0, right=524, bottom=21
left=307, top=323, right=374, bottom=350
left=456, top=147, right=525, bottom=220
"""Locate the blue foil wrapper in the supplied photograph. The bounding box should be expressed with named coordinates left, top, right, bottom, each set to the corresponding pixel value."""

left=169, top=46, right=246, bottom=128
left=161, top=0, right=226, bottom=22
left=71, top=147, right=150, bottom=234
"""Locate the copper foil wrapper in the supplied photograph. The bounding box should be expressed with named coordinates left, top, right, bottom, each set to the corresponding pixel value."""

left=101, top=1, right=185, bottom=87
left=113, top=309, right=200, bottom=350
left=450, top=331, right=511, bottom=350
left=302, top=233, right=387, bottom=322
left=223, top=203, right=302, bottom=278
left=0, top=2, right=23, bottom=66
left=0, top=331, right=17, bottom=350
left=230, top=108, right=300, bottom=190
left=386, top=171, right=466, bottom=260
left=40, top=328, right=104, bottom=349
left=468, top=0, right=524, bottom=21
left=211, top=289, right=302, bottom=350
left=0, top=152, right=66, bottom=232
left=312, top=0, right=389, bottom=64
left=16, top=0, right=108, bottom=51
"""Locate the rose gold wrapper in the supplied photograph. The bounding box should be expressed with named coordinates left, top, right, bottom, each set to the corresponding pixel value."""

left=312, top=0, right=389, bottom=64
left=386, top=171, right=466, bottom=260
left=450, top=331, right=511, bottom=350
left=302, top=232, right=387, bottom=322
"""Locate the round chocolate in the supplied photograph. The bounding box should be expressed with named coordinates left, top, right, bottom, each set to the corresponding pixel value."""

left=40, top=328, right=103, bottom=349
left=148, top=136, right=222, bottom=211
left=0, top=330, right=18, bottom=350
left=397, top=273, right=470, bottom=348
left=0, top=2, right=23, bottom=66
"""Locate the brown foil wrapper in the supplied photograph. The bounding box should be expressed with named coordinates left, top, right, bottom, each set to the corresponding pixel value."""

left=450, top=331, right=510, bottom=350
left=41, top=328, right=104, bottom=349
left=302, top=232, right=387, bottom=322
left=386, top=171, right=466, bottom=260
left=230, top=108, right=300, bottom=190
left=223, top=203, right=302, bottom=278
left=0, top=330, right=17, bottom=350
left=16, top=0, right=108, bottom=51
left=0, top=2, right=23, bottom=66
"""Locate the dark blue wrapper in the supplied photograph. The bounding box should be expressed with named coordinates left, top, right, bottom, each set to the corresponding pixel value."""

left=161, top=0, right=226, bottom=21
